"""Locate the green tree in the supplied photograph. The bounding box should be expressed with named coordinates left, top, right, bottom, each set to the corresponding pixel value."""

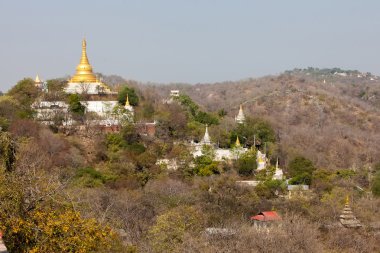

left=176, top=94, right=219, bottom=125
left=68, top=94, right=85, bottom=117
left=288, top=156, right=316, bottom=185
left=230, top=117, right=275, bottom=147
left=255, top=179, right=285, bottom=198
left=45, top=79, right=66, bottom=101
left=8, top=78, right=40, bottom=118
left=236, top=149, right=257, bottom=176
left=118, top=86, right=139, bottom=106
left=217, top=108, right=227, bottom=117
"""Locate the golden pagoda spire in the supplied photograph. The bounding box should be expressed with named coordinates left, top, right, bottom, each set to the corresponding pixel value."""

left=345, top=195, right=350, bottom=206
left=235, top=136, right=241, bottom=147
left=80, top=39, right=89, bottom=64
left=35, top=74, right=41, bottom=83
left=70, top=39, right=97, bottom=83
left=125, top=94, right=130, bottom=107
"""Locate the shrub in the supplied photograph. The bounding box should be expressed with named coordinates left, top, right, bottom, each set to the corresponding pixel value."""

left=74, top=167, right=117, bottom=187
left=68, top=94, right=85, bottom=116
left=372, top=171, right=380, bottom=197
left=288, top=156, right=316, bottom=185
left=236, top=149, right=257, bottom=176
left=147, top=206, right=203, bottom=253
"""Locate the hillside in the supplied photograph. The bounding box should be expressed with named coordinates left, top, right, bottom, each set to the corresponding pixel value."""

left=1, top=69, right=379, bottom=252
left=143, top=69, right=380, bottom=170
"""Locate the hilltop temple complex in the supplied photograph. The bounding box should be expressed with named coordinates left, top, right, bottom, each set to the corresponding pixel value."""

left=33, top=39, right=132, bottom=127
left=191, top=124, right=282, bottom=177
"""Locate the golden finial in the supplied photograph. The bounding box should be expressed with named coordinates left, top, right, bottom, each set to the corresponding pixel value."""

left=80, top=38, right=89, bottom=64
left=235, top=136, right=241, bottom=147
left=125, top=94, right=130, bottom=107
left=35, top=74, right=41, bottom=83
left=345, top=195, right=350, bottom=206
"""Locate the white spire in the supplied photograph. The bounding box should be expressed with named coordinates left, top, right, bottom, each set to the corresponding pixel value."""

left=201, top=125, right=211, bottom=145
left=235, top=104, right=246, bottom=124
left=273, top=157, right=284, bottom=180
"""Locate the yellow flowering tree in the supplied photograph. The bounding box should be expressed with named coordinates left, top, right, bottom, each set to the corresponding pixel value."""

left=0, top=165, right=122, bottom=252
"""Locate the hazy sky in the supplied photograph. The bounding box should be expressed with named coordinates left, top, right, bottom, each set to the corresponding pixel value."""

left=1, top=0, right=379, bottom=91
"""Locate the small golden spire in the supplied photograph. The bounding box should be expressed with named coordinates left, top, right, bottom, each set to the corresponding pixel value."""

left=35, top=74, right=41, bottom=83
left=125, top=94, right=130, bottom=107
left=235, top=136, right=241, bottom=147
left=80, top=39, right=89, bottom=64
left=345, top=195, right=350, bottom=206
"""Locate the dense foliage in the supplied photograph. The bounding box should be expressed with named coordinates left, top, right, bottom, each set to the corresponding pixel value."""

left=118, top=86, right=139, bottom=106
left=288, top=156, right=316, bottom=185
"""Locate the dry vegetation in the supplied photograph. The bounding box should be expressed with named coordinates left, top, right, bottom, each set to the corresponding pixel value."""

left=0, top=73, right=379, bottom=252
left=146, top=72, right=380, bottom=170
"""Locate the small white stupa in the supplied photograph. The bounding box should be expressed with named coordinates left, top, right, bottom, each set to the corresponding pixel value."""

left=273, top=158, right=284, bottom=180
left=200, top=125, right=212, bottom=145
left=256, top=150, right=267, bottom=171
left=235, top=104, right=246, bottom=124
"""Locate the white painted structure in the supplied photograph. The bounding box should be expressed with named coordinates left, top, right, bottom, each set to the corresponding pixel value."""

left=64, top=82, right=116, bottom=95
left=272, top=158, right=284, bottom=180
left=33, top=99, right=134, bottom=125
left=256, top=150, right=267, bottom=171
left=236, top=180, right=261, bottom=187
left=170, top=90, right=180, bottom=97
left=83, top=101, right=118, bottom=116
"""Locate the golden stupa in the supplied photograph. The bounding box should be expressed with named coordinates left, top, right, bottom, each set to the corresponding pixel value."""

left=69, top=39, right=98, bottom=83
left=235, top=136, right=241, bottom=147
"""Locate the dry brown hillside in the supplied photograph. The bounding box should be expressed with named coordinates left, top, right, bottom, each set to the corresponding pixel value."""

left=142, top=72, right=380, bottom=170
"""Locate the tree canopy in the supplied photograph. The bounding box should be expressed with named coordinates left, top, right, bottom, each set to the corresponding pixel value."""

left=118, top=86, right=139, bottom=106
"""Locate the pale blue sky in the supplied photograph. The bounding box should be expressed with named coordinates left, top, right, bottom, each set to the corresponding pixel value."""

left=0, top=0, right=379, bottom=91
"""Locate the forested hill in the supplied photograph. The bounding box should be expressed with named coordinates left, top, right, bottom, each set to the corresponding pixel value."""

left=141, top=69, right=380, bottom=170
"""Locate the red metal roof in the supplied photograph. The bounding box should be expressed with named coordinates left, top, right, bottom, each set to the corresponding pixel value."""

left=250, top=211, right=281, bottom=221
